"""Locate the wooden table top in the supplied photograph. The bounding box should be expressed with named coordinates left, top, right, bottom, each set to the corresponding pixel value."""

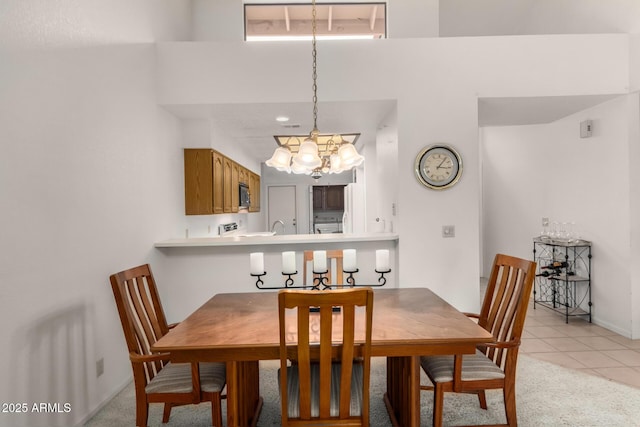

left=153, top=287, right=493, bottom=362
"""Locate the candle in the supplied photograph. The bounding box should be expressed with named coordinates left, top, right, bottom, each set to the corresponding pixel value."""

left=313, top=250, right=327, bottom=273
left=282, top=251, right=296, bottom=274
left=343, top=249, right=357, bottom=272
left=376, top=249, right=390, bottom=272
left=250, top=252, right=264, bottom=275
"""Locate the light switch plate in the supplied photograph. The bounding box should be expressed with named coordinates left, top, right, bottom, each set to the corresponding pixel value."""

left=442, top=225, right=455, bottom=238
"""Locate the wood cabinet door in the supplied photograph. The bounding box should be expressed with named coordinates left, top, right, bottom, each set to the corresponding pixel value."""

left=183, top=149, right=256, bottom=215
left=249, top=172, right=260, bottom=212
left=212, top=151, right=224, bottom=214
left=312, top=185, right=345, bottom=211
left=184, top=149, right=214, bottom=215
left=231, top=161, right=239, bottom=212
left=325, top=185, right=345, bottom=210
left=238, top=166, right=248, bottom=185
left=223, top=156, right=233, bottom=213
left=313, top=186, right=325, bottom=210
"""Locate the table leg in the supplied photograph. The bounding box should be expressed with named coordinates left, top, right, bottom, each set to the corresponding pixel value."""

left=383, top=356, right=420, bottom=427
left=226, top=361, right=263, bottom=427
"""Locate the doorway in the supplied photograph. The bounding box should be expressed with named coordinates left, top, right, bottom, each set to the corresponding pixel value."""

left=267, top=185, right=297, bottom=235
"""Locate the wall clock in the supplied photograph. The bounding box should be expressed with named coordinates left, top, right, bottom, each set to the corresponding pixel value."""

left=414, top=144, right=463, bottom=190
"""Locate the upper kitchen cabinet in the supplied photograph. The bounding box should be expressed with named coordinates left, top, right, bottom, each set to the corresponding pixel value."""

left=249, top=172, right=260, bottom=213
left=184, top=149, right=215, bottom=215
left=313, top=185, right=345, bottom=211
left=212, top=151, right=224, bottom=214
left=184, top=149, right=260, bottom=215
left=223, top=156, right=233, bottom=213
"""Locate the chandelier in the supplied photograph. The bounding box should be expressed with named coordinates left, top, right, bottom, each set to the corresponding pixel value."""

left=265, top=0, right=364, bottom=178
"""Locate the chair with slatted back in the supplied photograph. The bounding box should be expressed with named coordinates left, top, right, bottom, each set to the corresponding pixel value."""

left=303, top=250, right=344, bottom=288
left=278, top=287, right=374, bottom=426
left=110, top=264, right=226, bottom=427
left=419, top=254, right=536, bottom=427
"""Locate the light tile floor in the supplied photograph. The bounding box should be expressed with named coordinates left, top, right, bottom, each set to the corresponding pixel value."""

left=521, top=299, right=640, bottom=388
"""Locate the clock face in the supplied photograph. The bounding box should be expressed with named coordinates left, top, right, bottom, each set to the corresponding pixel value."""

left=415, top=145, right=462, bottom=190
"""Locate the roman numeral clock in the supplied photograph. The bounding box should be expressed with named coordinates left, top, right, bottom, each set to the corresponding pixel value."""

left=414, top=144, right=463, bottom=190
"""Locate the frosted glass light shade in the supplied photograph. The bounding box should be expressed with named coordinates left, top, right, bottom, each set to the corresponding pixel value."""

left=337, top=143, right=364, bottom=168
left=266, top=147, right=292, bottom=172
left=292, top=139, right=322, bottom=170
left=291, top=160, right=312, bottom=175
left=329, top=153, right=344, bottom=174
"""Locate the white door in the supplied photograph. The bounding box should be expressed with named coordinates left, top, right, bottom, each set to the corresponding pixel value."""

left=268, top=186, right=297, bottom=235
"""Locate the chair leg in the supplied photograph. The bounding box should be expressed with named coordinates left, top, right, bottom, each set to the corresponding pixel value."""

left=162, top=403, right=172, bottom=423
left=477, top=390, right=488, bottom=409
left=432, top=382, right=444, bottom=427
left=136, top=402, right=149, bottom=427
left=503, top=384, right=518, bottom=427
left=211, top=394, right=223, bottom=427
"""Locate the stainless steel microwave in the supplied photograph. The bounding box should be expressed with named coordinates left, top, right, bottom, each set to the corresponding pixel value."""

left=239, top=183, right=250, bottom=208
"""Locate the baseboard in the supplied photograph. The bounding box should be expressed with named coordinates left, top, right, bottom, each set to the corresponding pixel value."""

left=73, top=376, right=133, bottom=427
left=592, top=317, right=632, bottom=339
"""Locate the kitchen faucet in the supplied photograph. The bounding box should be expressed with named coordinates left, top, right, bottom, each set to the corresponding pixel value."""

left=271, top=220, right=285, bottom=234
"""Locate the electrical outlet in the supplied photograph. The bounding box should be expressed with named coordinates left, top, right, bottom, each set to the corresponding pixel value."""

left=442, top=225, right=455, bottom=238
left=96, top=358, right=104, bottom=377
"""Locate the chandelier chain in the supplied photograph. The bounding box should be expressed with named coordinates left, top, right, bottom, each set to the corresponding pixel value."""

left=311, top=0, right=318, bottom=133
left=265, top=0, right=363, bottom=177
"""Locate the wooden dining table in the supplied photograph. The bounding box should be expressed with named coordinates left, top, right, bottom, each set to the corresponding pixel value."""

left=152, top=287, right=493, bottom=427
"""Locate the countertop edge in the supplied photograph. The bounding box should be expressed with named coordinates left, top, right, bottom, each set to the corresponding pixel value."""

left=154, top=233, right=399, bottom=248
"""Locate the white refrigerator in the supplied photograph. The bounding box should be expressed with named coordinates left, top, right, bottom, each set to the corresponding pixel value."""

left=342, top=182, right=365, bottom=234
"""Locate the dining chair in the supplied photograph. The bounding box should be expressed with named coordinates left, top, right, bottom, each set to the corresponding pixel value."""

left=277, top=287, right=374, bottom=426
left=110, top=264, right=226, bottom=427
left=303, top=249, right=344, bottom=288
left=419, top=254, right=536, bottom=427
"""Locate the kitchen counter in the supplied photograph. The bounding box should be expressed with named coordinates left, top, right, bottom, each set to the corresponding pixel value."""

left=153, top=232, right=398, bottom=312
left=154, top=232, right=398, bottom=248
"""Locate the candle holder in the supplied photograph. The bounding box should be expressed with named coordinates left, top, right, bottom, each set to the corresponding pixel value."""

left=375, top=268, right=391, bottom=286
left=344, top=268, right=359, bottom=287
left=251, top=272, right=267, bottom=289
left=283, top=271, right=298, bottom=287
left=312, top=270, right=329, bottom=290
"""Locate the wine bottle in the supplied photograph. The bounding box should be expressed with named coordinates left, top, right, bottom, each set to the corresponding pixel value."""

left=542, top=261, right=568, bottom=270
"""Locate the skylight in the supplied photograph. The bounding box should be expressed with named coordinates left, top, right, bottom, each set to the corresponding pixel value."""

left=244, top=3, right=386, bottom=41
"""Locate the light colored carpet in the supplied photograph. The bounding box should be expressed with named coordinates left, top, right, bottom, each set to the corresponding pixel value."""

left=85, top=355, right=640, bottom=426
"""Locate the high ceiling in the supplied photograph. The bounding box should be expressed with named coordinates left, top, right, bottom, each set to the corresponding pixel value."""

left=164, top=100, right=397, bottom=163
left=163, top=1, right=635, bottom=164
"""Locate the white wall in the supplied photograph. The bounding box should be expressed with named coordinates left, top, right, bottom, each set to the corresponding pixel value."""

left=440, top=0, right=640, bottom=37
left=0, top=2, right=191, bottom=426
left=0, top=0, right=192, bottom=48
left=0, top=46, right=186, bottom=427
left=633, top=34, right=640, bottom=92
left=481, top=94, right=638, bottom=336
left=374, top=108, right=399, bottom=232
left=628, top=93, right=640, bottom=337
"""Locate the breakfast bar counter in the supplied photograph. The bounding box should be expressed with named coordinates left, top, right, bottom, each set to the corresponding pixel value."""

left=154, top=232, right=398, bottom=248
left=152, top=232, right=398, bottom=320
